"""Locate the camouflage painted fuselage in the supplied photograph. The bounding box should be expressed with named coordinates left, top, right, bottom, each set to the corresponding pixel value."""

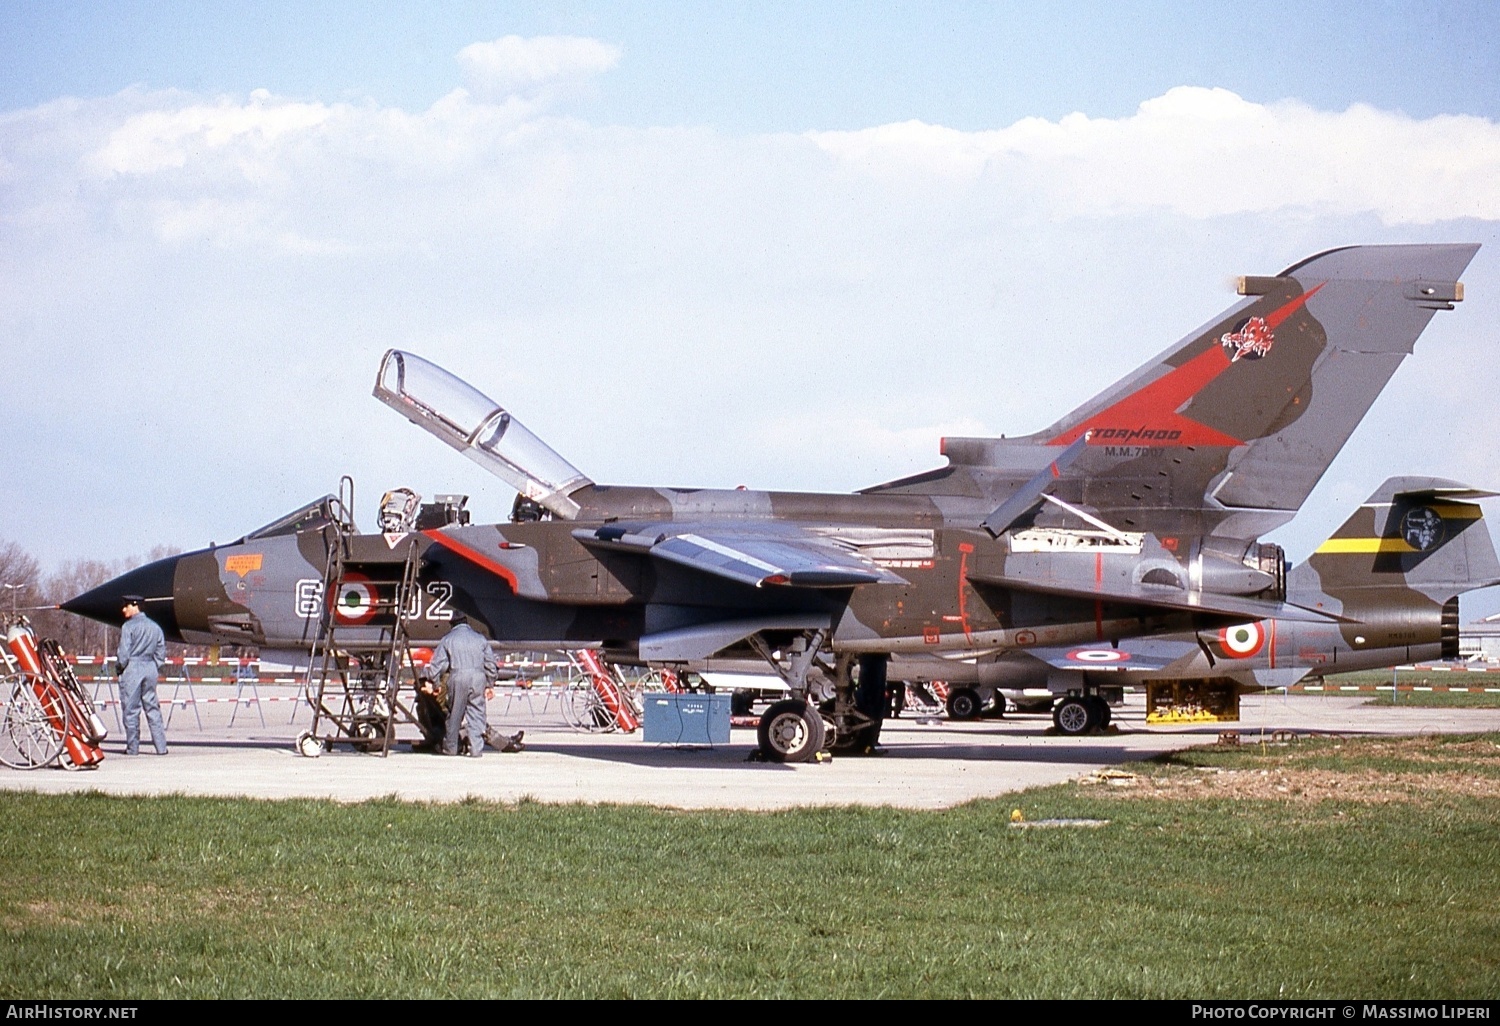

left=896, top=477, right=1500, bottom=695
left=64, top=244, right=1483, bottom=678
left=86, top=484, right=1218, bottom=660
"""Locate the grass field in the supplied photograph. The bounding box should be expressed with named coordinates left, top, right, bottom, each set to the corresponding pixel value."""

left=3, top=733, right=1498, bottom=999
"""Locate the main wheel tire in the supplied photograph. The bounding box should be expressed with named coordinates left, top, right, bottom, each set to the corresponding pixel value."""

left=946, top=687, right=983, bottom=721
left=1053, top=696, right=1095, bottom=736
left=1091, top=695, right=1112, bottom=729
left=757, top=700, right=826, bottom=763
left=730, top=689, right=755, bottom=716
left=980, top=691, right=1008, bottom=718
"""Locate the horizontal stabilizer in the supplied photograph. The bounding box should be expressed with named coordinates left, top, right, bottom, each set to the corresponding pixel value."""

left=1022, top=639, right=1198, bottom=673
left=1383, top=484, right=1499, bottom=502
left=966, top=568, right=1337, bottom=623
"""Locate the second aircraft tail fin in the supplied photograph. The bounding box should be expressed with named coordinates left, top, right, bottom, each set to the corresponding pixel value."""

left=1289, top=477, right=1500, bottom=606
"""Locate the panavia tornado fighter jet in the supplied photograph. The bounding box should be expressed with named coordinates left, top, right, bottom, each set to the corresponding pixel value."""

left=891, top=476, right=1500, bottom=733
left=65, top=244, right=1478, bottom=761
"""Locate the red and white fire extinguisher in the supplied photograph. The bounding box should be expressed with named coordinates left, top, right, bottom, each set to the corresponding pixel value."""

left=4, top=621, right=106, bottom=769
left=574, top=649, right=640, bottom=733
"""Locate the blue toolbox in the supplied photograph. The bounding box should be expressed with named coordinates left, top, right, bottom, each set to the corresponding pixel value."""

left=642, top=692, right=732, bottom=745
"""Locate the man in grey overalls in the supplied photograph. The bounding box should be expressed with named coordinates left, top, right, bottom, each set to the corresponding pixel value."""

left=116, top=595, right=168, bottom=755
left=423, top=616, right=499, bottom=758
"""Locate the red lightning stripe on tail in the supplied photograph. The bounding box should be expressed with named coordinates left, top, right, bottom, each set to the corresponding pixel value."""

left=1050, top=284, right=1326, bottom=447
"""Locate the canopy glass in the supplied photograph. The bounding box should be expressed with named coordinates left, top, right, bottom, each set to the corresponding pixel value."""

left=374, top=350, right=591, bottom=520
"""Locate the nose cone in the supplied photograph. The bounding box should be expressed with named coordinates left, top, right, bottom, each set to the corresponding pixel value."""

left=61, top=553, right=183, bottom=640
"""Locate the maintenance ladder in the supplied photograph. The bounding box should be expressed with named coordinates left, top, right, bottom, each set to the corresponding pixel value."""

left=298, top=524, right=423, bottom=757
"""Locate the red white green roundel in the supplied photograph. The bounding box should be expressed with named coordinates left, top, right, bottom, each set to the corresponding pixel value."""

left=1219, top=622, right=1265, bottom=658
left=333, top=572, right=379, bottom=625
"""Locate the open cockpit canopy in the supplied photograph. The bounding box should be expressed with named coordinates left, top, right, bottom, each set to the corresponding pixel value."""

left=374, top=350, right=592, bottom=520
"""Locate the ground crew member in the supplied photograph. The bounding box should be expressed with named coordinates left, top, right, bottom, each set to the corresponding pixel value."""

left=854, top=654, right=887, bottom=755
left=423, top=616, right=499, bottom=758
left=116, top=595, right=168, bottom=755
left=414, top=677, right=524, bottom=754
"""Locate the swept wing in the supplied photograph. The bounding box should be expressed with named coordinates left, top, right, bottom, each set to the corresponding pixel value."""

left=573, top=522, right=910, bottom=589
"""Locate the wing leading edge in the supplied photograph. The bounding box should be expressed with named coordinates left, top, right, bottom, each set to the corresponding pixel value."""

left=573, top=523, right=909, bottom=589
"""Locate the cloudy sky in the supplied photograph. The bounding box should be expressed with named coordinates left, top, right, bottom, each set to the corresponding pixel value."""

left=4, top=2, right=1500, bottom=610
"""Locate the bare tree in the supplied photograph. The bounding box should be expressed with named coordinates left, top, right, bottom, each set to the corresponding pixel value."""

left=0, top=539, right=42, bottom=615
left=0, top=542, right=203, bottom=660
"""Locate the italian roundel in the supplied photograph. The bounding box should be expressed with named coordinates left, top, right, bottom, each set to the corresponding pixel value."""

left=1219, top=622, right=1265, bottom=658
left=333, top=572, right=380, bottom=625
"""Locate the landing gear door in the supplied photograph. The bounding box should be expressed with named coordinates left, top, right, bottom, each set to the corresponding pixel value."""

left=373, top=350, right=593, bottom=520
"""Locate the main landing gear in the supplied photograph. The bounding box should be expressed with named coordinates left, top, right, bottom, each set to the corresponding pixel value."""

left=750, top=642, right=888, bottom=763
left=757, top=699, right=825, bottom=763
left=1051, top=693, right=1113, bottom=736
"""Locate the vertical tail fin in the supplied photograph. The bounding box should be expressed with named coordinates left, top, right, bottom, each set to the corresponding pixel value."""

left=933, top=244, right=1479, bottom=537
left=1290, top=477, right=1500, bottom=605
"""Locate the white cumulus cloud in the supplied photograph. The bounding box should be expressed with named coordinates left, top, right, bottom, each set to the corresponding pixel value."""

left=456, top=35, right=622, bottom=102
left=810, top=86, right=1500, bottom=225
left=2, top=73, right=1499, bottom=569
left=90, top=89, right=334, bottom=176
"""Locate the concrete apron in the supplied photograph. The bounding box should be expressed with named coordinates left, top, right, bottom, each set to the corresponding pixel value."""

left=3, top=690, right=1498, bottom=810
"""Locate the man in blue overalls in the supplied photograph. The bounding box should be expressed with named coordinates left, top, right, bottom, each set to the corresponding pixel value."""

left=116, top=595, right=168, bottom=755
left=423, top=616, right=500, bottom=758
